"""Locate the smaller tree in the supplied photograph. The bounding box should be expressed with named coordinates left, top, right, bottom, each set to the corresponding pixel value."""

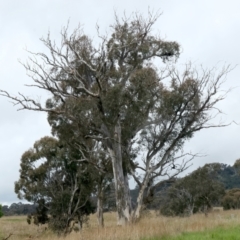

left=233, top=159, right=240, bottom=175
left=160, top=163, right=225, bottom=216
left=222, top=188, right=240, bottom=210
left=15, top=136, right=95, bottom=234
left=0, top=204, right=3, bottom=218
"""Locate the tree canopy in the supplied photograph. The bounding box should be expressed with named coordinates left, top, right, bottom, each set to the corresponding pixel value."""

left=222, top=188, right=240, bottom=210
left=15, top=136, right=95, bottom=234
left=160, top=163, right=225, bottom=216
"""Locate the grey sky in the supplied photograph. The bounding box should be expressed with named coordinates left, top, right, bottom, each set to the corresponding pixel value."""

left=1, top=0, right=240, bottom=205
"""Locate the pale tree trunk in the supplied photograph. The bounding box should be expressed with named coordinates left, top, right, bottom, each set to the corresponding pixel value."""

left=132, top=173, right=151, bottom=222
left=97, top=183, right=104, bottom=227
left=186, top=203, right=194, bottom=216
left=108, top=121, right=132, bottom=225
left=108, top=149, right=132, bottom=225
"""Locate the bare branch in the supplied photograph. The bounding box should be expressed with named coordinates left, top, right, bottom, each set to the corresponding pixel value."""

left=2, top=233, right=13, bottom=240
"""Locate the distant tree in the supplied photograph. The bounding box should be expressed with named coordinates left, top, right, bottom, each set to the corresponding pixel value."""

left=15, top=136, right=95, bottom=234
left=216, top=163, right=240, bottom=189
left=1, top=205, right=9, bottom=216
left=222, top=188, right=240, bottom=210
left=0, top=204, right=3, bottom=218
left=0, top=12, right=232, bottom=224
left=2, top=203, right=36, bottom=216
left=233, top=159, right=240, bottom=175
left=160, top=163, right=225, bottom=216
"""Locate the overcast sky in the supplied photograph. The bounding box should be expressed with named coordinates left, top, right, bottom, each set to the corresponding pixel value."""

left=1, top=0, right=240, bottom=205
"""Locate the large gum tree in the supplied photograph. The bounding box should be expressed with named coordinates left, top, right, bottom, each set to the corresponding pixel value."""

left=0, top=12, right=232, bottom=225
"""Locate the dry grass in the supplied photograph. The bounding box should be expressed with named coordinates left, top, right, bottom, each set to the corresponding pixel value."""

left=1, top=210, right=240, bottom=240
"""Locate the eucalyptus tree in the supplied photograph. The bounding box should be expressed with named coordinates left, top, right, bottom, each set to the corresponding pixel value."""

left=160, top=163, right=225, bottom=216
left=1, top=12, right=232, bottom=224
left=15, top=136, right=95, bottom=234
left=0, top=204, right=3, bottom=218
left=233, top=159, right=240, bottom=174
left=47, top=100, right=113, bottom=228
left=222, top=188, right=240, bottom=210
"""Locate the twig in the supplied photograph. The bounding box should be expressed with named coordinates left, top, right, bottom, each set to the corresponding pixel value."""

left=2, top=233, right=13, bottom=240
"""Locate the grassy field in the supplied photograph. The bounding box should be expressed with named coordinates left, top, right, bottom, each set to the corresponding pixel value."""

left=144, top=226, right=240, bottom=240
left=1, top=210, right=240, bottom=240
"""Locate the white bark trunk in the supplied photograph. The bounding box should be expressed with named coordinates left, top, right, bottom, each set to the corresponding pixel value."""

left=132, top=173, right=150, bottom=222
left=108, top=147, right=132, bottom=225
left=107, top=121, right=132, bottom=225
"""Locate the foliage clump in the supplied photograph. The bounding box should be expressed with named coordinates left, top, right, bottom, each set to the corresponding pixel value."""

left=0, top=204, right=3, bottom=218
left=160, top=163, right=225, bottom=216
left=222, top=188, right=240, bottom=210
left=15, top=136, right=95, bottom=234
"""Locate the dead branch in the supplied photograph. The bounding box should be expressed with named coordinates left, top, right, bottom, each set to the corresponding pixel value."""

left=2, top=233, right=13, bottom=240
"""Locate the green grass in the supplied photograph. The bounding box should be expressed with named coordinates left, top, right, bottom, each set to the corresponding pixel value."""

left=143, top=226, right=240, bottom=240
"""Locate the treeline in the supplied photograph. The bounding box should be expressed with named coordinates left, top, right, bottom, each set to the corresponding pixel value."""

left=217, top=163, right=240, bottom=189
left=2, top=202, right=36, bottom=216
left=151, top=160, right=240, bottom=216
left=4, top=161, right=240, bottom=217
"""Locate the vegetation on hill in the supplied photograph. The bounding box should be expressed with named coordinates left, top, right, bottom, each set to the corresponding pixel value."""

left=159, top=163, right=225, bottom=216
